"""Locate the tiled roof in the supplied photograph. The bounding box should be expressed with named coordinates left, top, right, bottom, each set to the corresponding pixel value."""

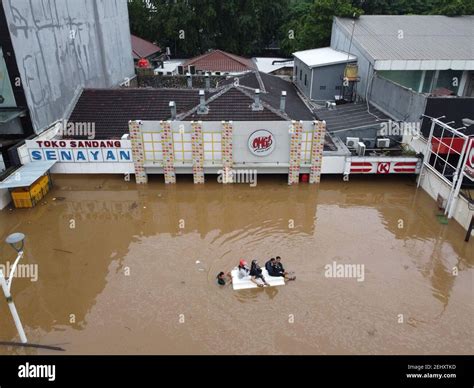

left=183, top=50, right=256, bottom=73
left=68, top=72, right=315, bottom=139
left=131, top=35, right=161, bottom=60
left=183, top=87, right=284, bottom=121
left=68, top=89, right=212, bottom=139
left=220, top=71, right=315, bottom=120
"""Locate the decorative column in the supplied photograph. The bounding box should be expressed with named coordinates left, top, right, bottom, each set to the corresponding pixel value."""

left=221, top=121, right=234, bottom=183
left=309, top=120, right=326, bottom=184
left=288, top=121, right=303, bottom=185
left=129, top=120, right=148, bottom=184
left=191, top=121, right=205, bottom=184
left=160, top=121, right=176, bottom=184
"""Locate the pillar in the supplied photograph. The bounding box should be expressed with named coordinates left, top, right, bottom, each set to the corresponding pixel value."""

left=309, top=120, right=326, bottom=184
left=191, top=121, right=205, bottom=184
left=222, top=121, right=234, bottom=183
left=129, top=120, right=148, bottom=184
left=160, top=121, right=176, bottom=184
left=288, top=121, right=303, bottom=185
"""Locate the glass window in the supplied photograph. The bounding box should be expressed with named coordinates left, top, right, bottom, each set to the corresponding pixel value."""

left=0, top=47, right=17, bottom=108
left=300, top=132, right=313, bottom=164
left=434, top=70, right=463, bottom=95
left=378, top=70, right=423, bottom=91
left=304, top=74, right=307, bottom=85
left=142, top=132, right=163, bottom=162
left=203, top=132, right=222, bottom=164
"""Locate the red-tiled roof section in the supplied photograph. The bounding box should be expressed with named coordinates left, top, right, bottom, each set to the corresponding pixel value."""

left=131, top=35, right=161, bottom=59
left=184, top=50, right=256, bottom=72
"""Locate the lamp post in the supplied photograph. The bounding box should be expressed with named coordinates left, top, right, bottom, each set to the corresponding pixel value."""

left=0, top=233, right=27, bottom=343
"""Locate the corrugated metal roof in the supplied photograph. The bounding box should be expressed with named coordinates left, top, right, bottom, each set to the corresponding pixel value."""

left=0, top=161, right=56, bottom=189
left=335, top=15, right=474, bottom=63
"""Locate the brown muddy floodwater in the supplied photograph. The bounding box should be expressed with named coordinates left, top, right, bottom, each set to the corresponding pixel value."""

left=0, top=174, right=472, bottom=355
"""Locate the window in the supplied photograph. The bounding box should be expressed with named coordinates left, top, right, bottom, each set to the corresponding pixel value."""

left=295, top=66, right=298, bottom=80
left=142, top=132, right=163, bottom=162
left=304, top=74, right=307, bottom=86
left=173, top=132, right=193, bottom=163
left=0, top=48, right=17, bottom=107
left=335, top=85, right=341, bottom=90
left=299, top=69, right=302, bottom=81
left=203, top=132, right=222, bottom=164
left=320, top=85, right=326, bottom=90
left=300, top=132, right=313, bottom=164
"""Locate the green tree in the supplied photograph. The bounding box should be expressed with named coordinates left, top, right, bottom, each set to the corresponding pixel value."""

left=280, top=0, right=363, bottom=55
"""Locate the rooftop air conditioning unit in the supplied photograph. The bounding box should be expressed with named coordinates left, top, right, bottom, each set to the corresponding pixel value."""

left=346, top=137, right=359, bottom=148
left=357, top=142, right=366, bottom=156
left=177, top=65, right=184, bottom=75
left=362, top=138, right=376, bottom=149
left=377, top=138, right=390, bottom=148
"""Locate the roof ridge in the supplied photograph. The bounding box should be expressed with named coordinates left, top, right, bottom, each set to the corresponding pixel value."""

left=177, top=85, right=234, bottom=120
left=236, top=87, right=289, bottom=120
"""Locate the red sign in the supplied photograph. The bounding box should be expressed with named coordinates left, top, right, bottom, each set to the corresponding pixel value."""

left=393, top=161, right=418, bottom=173
left=350, top=162, right=372, bottom=173
left=350, top=160, right=419, bottom=174
left=248, top=130, right=275, bottom=156
left=377, top=162, right=390, bottom=174
left=431, top=137, right=465, bottom=154
left=465, top=141, right=474, bottom=179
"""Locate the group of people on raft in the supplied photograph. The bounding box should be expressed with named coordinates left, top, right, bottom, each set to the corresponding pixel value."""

left=217, top=256, right=296, bottom=287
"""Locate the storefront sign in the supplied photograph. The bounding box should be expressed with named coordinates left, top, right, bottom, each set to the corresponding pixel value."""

left=248, top=130, right=275, bottom=156
left=26, top=140, right=133, bottom=163
left=350, top=159, right=420, bottom=174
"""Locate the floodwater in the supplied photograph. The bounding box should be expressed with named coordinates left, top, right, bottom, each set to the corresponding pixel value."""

left=0, top=174, right=472, bottom=355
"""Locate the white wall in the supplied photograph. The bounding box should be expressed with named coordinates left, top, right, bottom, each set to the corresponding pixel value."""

left=409, top=135, right=474, bottom=232
left=418, top=168, right=473, bottom=232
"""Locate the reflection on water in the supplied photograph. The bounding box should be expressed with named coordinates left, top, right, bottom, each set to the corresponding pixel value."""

left=0, top=174, right=472, bottom=355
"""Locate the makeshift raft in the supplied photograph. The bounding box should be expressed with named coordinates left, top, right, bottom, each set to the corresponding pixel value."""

left=231, top=267, right=285, bottom=290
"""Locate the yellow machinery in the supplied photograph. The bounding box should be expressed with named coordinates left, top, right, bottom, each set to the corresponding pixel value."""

left=11, top=175, right=51, bottom=208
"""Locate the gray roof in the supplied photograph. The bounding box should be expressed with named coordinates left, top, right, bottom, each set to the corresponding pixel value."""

left=0, top=161, right=56, bottom=189
left=316, top=103, right=389, bottom=132
left=334, top=15, right=474, bottom=70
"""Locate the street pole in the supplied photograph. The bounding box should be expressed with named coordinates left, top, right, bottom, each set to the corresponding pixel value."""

left=0, top=263, right=27, bottom=343
left=2, top=233, right=28, bottom=343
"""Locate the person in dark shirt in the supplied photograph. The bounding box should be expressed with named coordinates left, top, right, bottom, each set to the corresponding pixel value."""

left=250, top=259, right=270, bottom=287
left=216, top=271, right=231, bottom=286
left=265, top=258, right=277, bottom=275
left=274, top=256, right=296, bottom=281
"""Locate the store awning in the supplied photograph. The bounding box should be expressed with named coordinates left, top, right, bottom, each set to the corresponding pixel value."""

left=0, top=161, right=56, bottom=189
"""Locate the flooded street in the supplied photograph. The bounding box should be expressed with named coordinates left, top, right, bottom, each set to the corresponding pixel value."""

left=0, top=174, right=472, bottom=355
